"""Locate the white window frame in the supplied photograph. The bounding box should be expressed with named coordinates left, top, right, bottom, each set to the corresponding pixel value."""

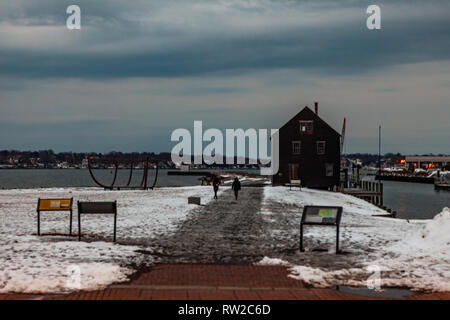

left=299, top=121, right=313, bottom=134
left=292, top=141, right=301, bottom=155
left=317, top=141, right=326, bottom=155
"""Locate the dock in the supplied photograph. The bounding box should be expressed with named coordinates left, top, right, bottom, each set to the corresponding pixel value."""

left=344, top=180, right=383, bottom=205
left=375, top=174, right=434, bottom=184
left=435, top=183, right=450, bottom=191
left=167, top=171, right=214, bottom=176
left=343, top=188, right=382, bottom=198
left=342, top=180, right=396, bottom=217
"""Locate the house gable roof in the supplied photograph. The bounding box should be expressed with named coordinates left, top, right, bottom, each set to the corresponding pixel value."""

left=280, top=106, right=341, bottom=137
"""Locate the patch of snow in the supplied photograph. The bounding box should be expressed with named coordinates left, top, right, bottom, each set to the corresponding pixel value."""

left=394, top=207, right=450, bottom=254
left=0, top=186, right=218, bottom=293
left=256, top=257, right=291, bottom=266
left=264, top=186, right=391, bottom=216
left=262, top=187, right=450, bottom=292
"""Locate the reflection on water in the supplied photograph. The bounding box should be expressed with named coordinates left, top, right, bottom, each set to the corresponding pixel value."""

left=337, top=285, right=415, bottom=298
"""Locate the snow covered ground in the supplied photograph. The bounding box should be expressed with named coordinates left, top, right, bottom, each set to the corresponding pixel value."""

left=0, top=186, right=217, bottom=293
left=260, top=187, right=450, bottom=292
left=1, top=185, right=449, bottom=294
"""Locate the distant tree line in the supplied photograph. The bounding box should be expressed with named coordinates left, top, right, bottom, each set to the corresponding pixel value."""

left=0, top=150, right=173, bottom=166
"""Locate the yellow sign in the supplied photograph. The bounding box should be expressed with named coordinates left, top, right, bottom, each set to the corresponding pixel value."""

left=38, top=199, right=72, bottom=211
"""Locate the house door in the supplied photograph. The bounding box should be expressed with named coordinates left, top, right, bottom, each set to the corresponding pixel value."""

left=289, top=164, right=299, bottom=180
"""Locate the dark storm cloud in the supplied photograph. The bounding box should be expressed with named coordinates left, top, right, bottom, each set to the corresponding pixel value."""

left=1, top=0, right=450, bottom=154
left=1, top=0, right=450, bottom=80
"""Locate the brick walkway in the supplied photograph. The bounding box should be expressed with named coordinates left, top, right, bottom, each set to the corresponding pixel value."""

left=1, top=264, right=449, bottom=300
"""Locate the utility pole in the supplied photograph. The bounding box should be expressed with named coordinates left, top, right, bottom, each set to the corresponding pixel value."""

left=378, top=125, right=381, bottom=176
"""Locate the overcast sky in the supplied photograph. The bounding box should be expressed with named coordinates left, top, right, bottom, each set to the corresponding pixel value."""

left=0, top=0, right=449, bottom=154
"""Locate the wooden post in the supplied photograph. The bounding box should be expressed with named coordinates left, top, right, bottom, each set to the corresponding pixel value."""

left=299, top=224, right=304, bottom=252
left=113, top=201, right=117, bottom=242
left=380, top=183, right=384, bottom=206
left=78, top=201, right=81, bottom=241
left=69, top=209, right=73, bottom=235
left=375, top=182, right=379, bottom=205
left=37, top=210, right=40, bottom=236
left=37, top=198, right=40, bottom=236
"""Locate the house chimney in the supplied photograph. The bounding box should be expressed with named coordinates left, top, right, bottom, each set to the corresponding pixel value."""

left=314, top=102, right=318, bottom=114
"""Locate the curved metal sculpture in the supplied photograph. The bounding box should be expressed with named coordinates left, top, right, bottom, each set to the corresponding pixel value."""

left=88, top=156, right=159, bottom=190
left=151, top=161, right=159, bottom=189
left=126, top=162, right=134, bottom=187
left=88, top=160, right=118, bottom=189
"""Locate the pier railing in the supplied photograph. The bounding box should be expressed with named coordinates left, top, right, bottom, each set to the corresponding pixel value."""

left=342, top=180, right=396, bottom=217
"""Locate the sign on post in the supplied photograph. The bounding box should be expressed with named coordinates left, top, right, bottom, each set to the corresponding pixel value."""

left=300, top=206, right=343, bottom=254
left=77, top=201, right=118, bottom=242
left=36, top=198, right=74, bottom=236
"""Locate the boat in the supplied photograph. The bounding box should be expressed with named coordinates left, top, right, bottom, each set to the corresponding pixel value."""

left=434, top=171, right=450, bottom=191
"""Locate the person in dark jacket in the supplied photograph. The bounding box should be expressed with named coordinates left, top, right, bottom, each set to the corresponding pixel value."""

left=231, top=177, right=241, bottom=200
left=212, top=176, right=220, bottom=199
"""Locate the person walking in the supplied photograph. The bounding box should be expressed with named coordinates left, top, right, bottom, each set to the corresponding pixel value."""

left=231, top=177, right=241, bottom=200
left=212, top=176, right=220, bottom=199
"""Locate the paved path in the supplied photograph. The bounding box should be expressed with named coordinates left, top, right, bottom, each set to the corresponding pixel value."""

left=146, top=187, right=276, bottom=264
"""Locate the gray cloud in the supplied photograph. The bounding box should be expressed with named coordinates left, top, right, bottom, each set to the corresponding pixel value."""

left=0, top=1, right=449, bottom=79
left=0, top=0, right=449, bottom=154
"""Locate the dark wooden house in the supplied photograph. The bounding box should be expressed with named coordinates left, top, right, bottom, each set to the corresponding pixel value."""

left=273, top=103, right=341, bottom=189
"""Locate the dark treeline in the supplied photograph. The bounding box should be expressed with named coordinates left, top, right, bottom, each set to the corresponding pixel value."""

left=0, top=150, right=173, bottom=166
left=1, top=150, right=448, bottom=167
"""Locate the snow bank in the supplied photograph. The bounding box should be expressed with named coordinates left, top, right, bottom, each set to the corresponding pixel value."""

left=394, top=207, right=450, bottom=254
left=261, top=187, right=450, bottom=292
left=264, top=186, right=391, bottom=216
left=0, top=238, right=138, bottom=293
left=256, top=257, right=291, bottom=266
left=0, top=186, right=217, bottom=294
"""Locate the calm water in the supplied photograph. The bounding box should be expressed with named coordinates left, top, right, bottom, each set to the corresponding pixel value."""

left=362, top=174, right=450, bottom=219
left=0, top=169, right=206, bottom=189
left=382, top=180, right=450, bottom=220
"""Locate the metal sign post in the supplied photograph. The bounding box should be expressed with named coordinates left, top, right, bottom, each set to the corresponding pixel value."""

left=36, top=198, right=73, bottom=236
left=300, top=206, right=343, bottom=254
left=77, top=201, right=118, bottom=242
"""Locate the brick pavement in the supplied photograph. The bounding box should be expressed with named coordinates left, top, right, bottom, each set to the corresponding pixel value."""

left=1, top=264, right=449, bottom=300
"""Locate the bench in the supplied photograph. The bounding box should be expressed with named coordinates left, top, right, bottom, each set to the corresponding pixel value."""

left=36, top=198, right=73, bottom=236
left=77, top=201, right=117, bottom=242
left=286, top=179, right=302, bottom=190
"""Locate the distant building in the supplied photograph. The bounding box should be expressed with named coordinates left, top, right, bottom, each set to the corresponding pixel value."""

left=273, top=103, right=341, bottom=189
left=81, top=158, right=89, bottom=169
left=405, top=156, right=450, bottom=169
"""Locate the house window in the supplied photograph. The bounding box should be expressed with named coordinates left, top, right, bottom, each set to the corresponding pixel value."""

left=292, top=141, right=301, bottom=155
left=317, top=141, right=326, bottom=155
left=325, top=163, right=334, bottom=176
left=299, top=121, right=313, bottom=134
